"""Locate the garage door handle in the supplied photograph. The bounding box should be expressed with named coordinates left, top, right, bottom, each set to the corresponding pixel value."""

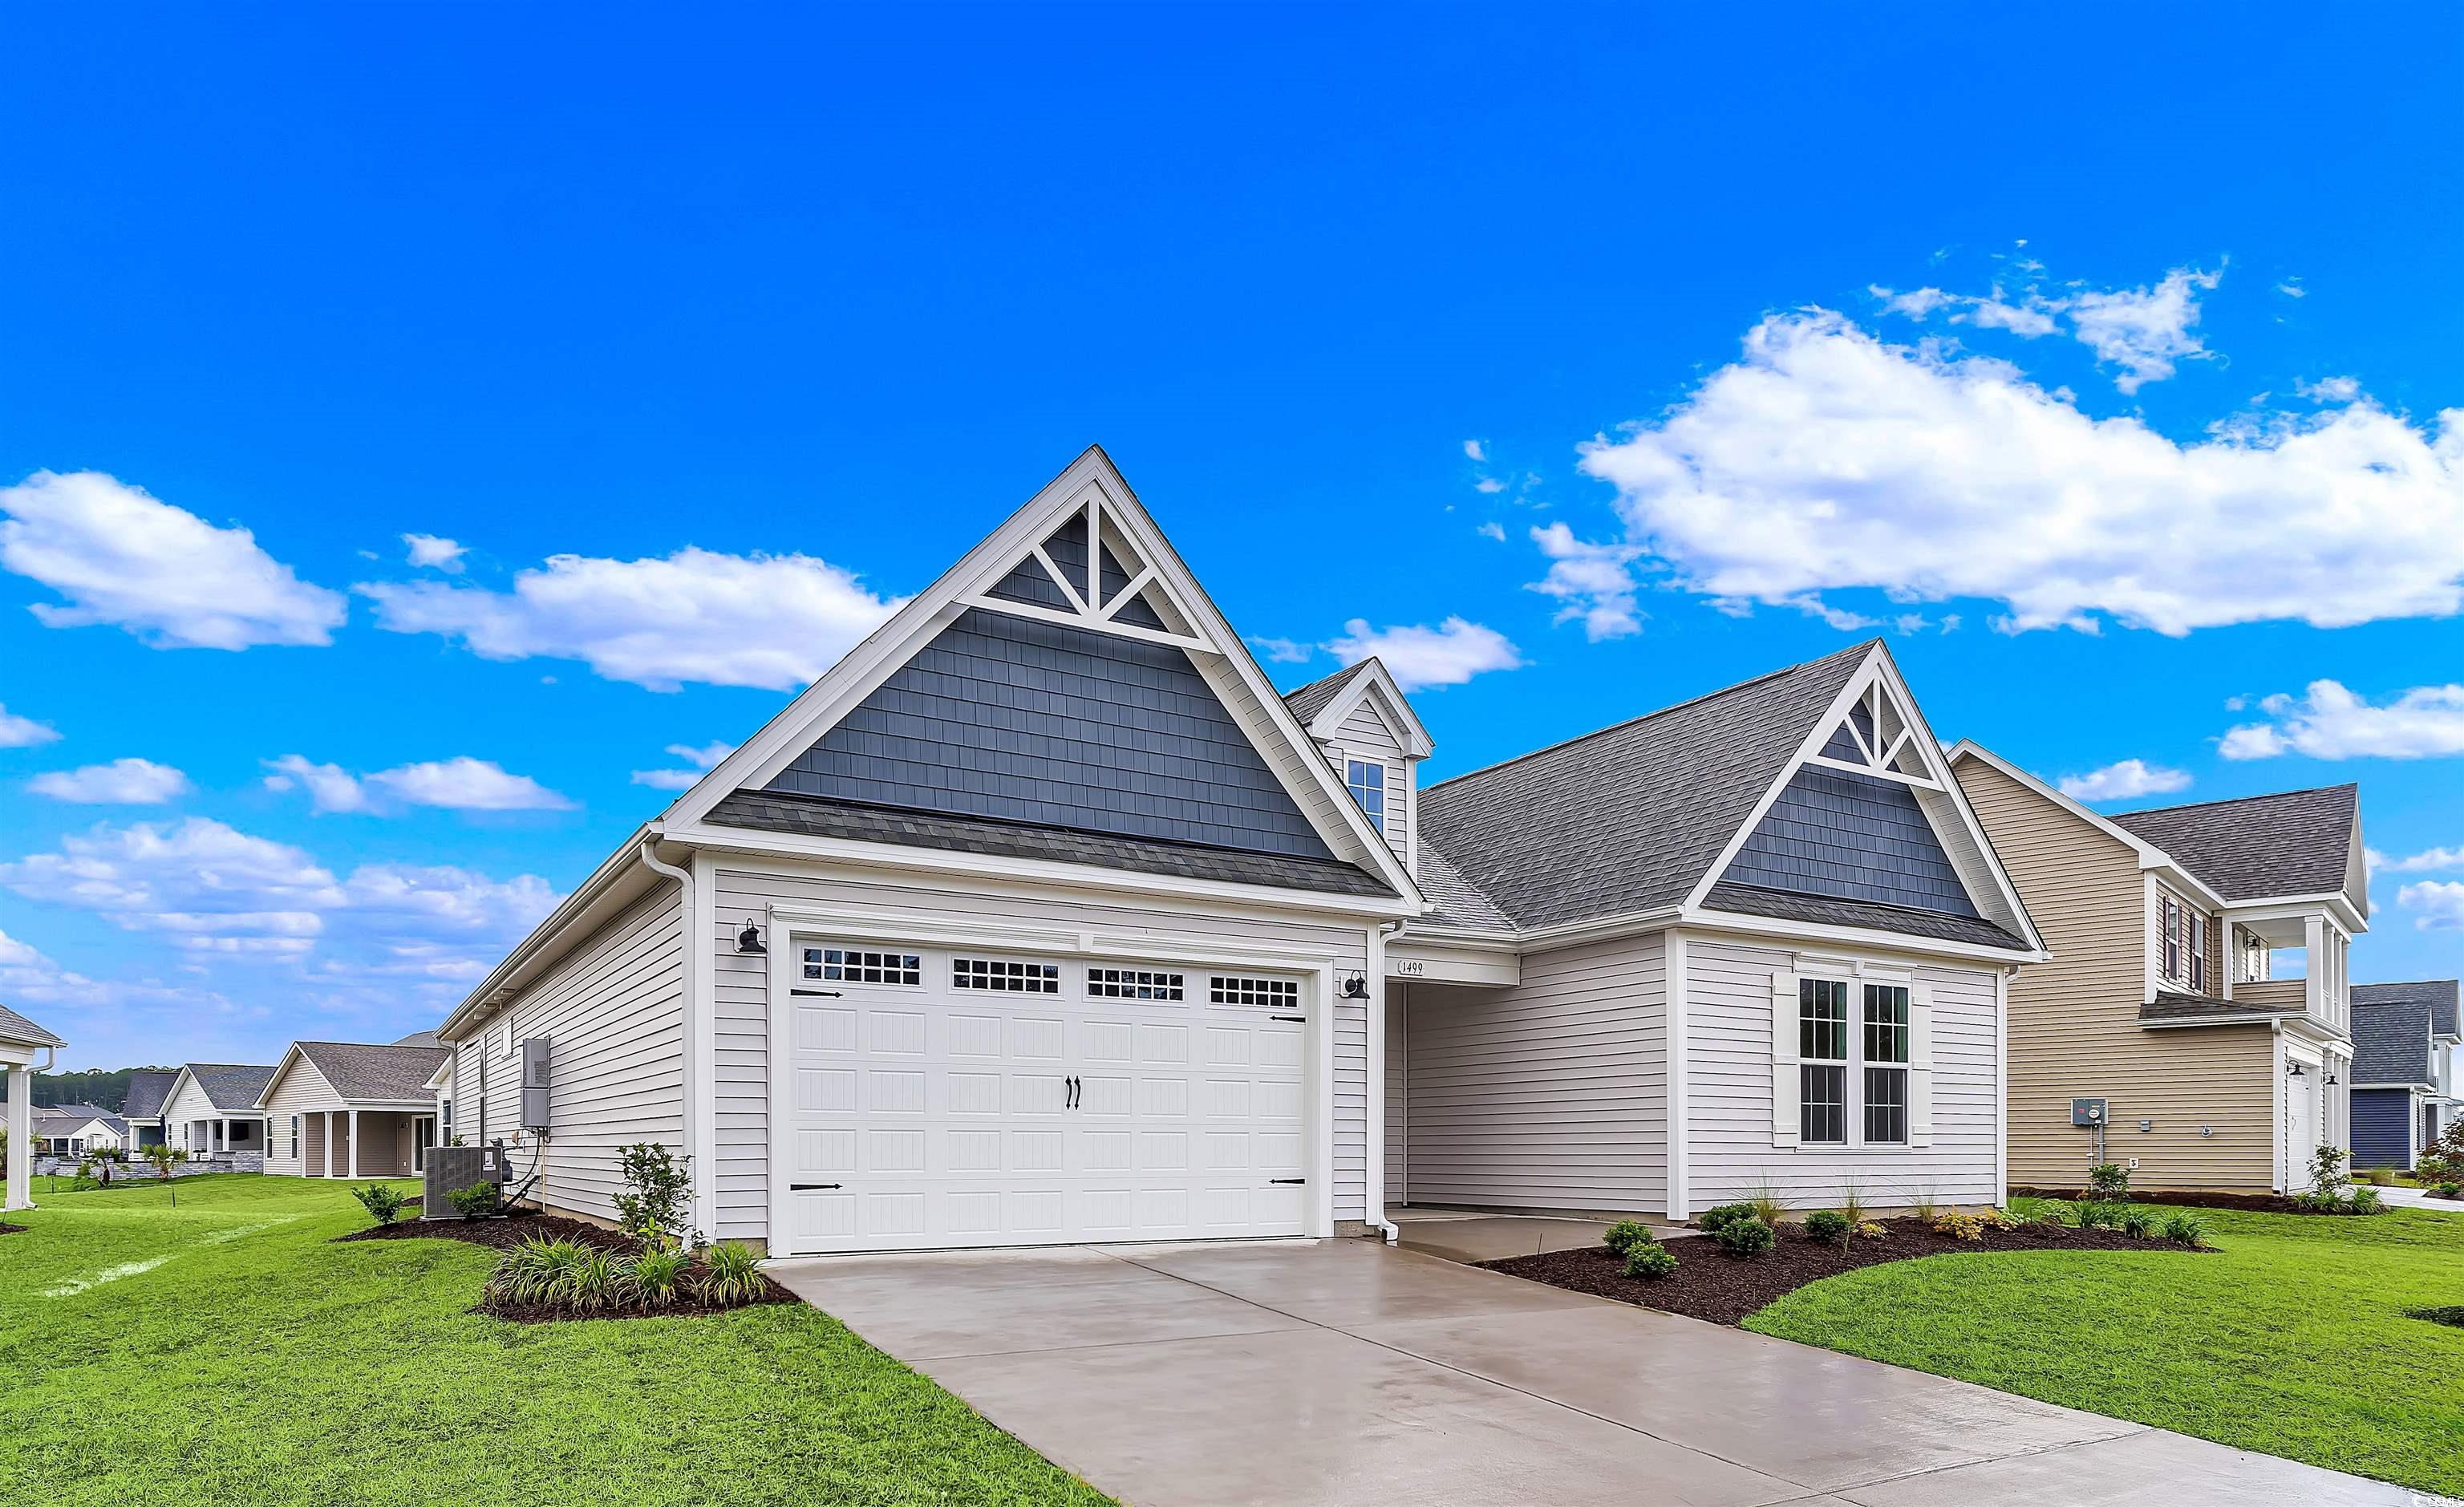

left=1270, top=1014, right=1307, bottom=1023
left=1065, top=1075, right=1080, bottom=1109
left=791, top=1183, right=842, bottom=1192
left=790, top=988, right=844, bottom=998
left=1269, top=1177, right=1307, bottom=1185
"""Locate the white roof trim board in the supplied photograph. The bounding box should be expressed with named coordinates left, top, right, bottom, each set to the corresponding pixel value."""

left=1303, top=658, right=1434, bottom=759
left=1945, top=739, right=2232, bottom=914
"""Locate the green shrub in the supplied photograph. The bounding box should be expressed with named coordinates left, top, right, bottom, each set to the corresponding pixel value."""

left=1602, top=1219, right=1656, bottom=1258
left=447, top=1181, right=502, bottom=1220
left=70, top=1173, right=103, bottom=1192
left=1931, top=1211, right=1984, bottom=1242
left=2161, top=1212, right=2207, bottom=1248
left=1854, top=1221, right=1888, bottom=1239
left=1622, top=1242, right=1679, bottom=1279
left=1803, top=1209, right=1850, bottom=1243
left=613, top=1142, right=695, bottom=1250
left=2118, top=1208, right=2156, bottom=1239
left=351, top=1183, right=407, bottom=1227
left=698, top=1242, right=766, bottom=1306
left=1712, top=1216, right=1775, bottom=1258
left=561, top=1248, right=622, bottom=1311
left=623, top=1245, right=691, bottom=1307
left=490, top=1236, right=585, bottom=1304
left=2432, top=1181, right=2462, bottom=1199
left=2408, top=1305, right=2464, bottom=1329
left=1697, top=1203, right=1754, bottom=1233
left=2085, top=1162, right=2132, bottom=1204
left=2348, top=1186, right=2384, bottom=1215
left=2072, top=1200, right=2116, bottom=1230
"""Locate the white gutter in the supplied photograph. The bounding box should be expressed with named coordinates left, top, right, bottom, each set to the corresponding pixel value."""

left=636, top=839, right=714, bottom=1240
left=1366, top=918, right=1407, bottom=1246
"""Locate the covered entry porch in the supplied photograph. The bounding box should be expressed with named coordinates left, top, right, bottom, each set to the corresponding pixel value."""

left=298, top=1108, right=436, bottom=1179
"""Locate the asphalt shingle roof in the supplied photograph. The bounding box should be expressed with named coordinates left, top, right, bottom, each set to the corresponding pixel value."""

left=2109, top=784, right=2362, bottom=910
left=1702, top=883, right=2028, bottom=950
left=389, top=1030, right=444, bottom=1050
left=0, top=1003, right=64, bottom=1049
left=707, top=789, right=1396, bottom=898
left=2350, top=998, right=2437, bottom=1086
left=294, top=1041, right=452, bottom=1104
left=2139, top=990, right=2304, bottom=1025
left=183, top=1063, right=278, bottom=1114
left=120, top=1069, right=178, bottom=1120
left=1279, top=660, right=1376, bottom=726
left=1416, top=642, right=1877, bottom=933
left=1414, top=846, right=1516, bottom=933
left=2353, top=980, right=2461, bottom=1041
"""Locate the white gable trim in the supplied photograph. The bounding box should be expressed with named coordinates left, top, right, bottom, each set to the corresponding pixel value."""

left=659, top=447, right=1418, bottom=902
left=1684, top=644, right=2045, bottom=955
left=1944, top=741, right=2231, bottom=914
left=1307, top=658, right=1434, bottom=759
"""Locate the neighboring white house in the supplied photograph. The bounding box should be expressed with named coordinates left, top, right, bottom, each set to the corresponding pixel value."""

left=29, top=1104, right=125, bottom=1154
left=257, top=1035, right=451, bottom=1178
left=3, top=1003, right=65, bottom=1213
left=433, top=448, right=2044, bottom=1254
left=160, top=1063, right=277, bottom=1166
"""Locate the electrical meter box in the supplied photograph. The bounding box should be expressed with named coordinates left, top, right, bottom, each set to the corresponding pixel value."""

left=2072, top=1097, right=2107, bottom=1127
left=521, top=1038, right=553, bottom=1131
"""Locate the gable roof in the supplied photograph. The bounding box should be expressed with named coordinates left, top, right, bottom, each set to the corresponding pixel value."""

left=1417, top=642, right=1874, bottom=932
left=2351, top=996, right=2437, bottom=1086
left=30, top=1100, right=115, bottom=1123
left=175, top=1063, right=278, bottom=1114
left=2108, top=785, right=2363, bottom=912
left=390, top=1030, right=444, bottom=1050
left=282, top=1040, right=453, bottom=1104
left=0, top=1003, right=63, bottom=1050
left=2354, top=980, right=2461, bottom=1042
left=120, top=1069, right=178, bottom=1120
left=1282, top=661, right=1375, bottom=726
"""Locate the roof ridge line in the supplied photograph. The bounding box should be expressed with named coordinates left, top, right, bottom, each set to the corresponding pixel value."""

left=2113, top=781, right=2359, bottom=819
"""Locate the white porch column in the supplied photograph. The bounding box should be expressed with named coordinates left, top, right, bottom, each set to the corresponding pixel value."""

left=5, top=1064, right=32, bottom=1212
left=217, top=1117, right=228, bottom=1156
left=324, top=1112, right=337, bottom=1177
left=346, top=1109, right=360, bottom=1180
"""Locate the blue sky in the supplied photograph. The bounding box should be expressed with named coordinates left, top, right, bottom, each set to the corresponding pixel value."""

left=2, top=6, right=2459, bottom=1070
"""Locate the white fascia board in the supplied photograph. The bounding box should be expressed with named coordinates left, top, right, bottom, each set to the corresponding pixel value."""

left=437, top=824, right=656, bottom=1040
left=674, top=824, right=1417, bottom=923
left=1308, top=660, right=1435, bottom=759
left=423, top=1058, right=453, bottom=1093
left=1675, top=905, right=2045, bottom=967
left=1504, top=906, right=1685, bottom=950
left=2227, top=892, right=2370, bottom=936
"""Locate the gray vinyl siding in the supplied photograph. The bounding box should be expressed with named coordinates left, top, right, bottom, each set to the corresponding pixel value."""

left=1404, top=934, right=1668, bottom=1215
left=448, top=886, right=686, bottom=1223
left=1686, top=938, right=2000, bottom=1209
left=1330, top=700, right=1409, bottom=867
left=1384, top=986, right=1408, bottom=1205
left=710, top=861, right=1376, bottom=1243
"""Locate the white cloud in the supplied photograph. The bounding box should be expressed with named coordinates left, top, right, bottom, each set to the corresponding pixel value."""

left=2276, top=281, right=2307, bottom=299
left=1870, top=283, right=2057, bottom=337
left=1325, top=618, right=1523, bottom=691
left=1474, top=476, right=1506, bottom=494
left=0, top=703, right=62, bottom=747
left=2396, top=881, right=2464, bottom=931
left=357, top=546, right=906, bottom=692
left=2297, top=375, right=2361, bottom=404
left=0, top=471, right=346, bottom=650
left=2057, top=759, right=2194, bottom=802
left=1246, top=636, right=1315, bottom=665
left=1463, top=439, right=1487, bottom=462
left=1526, top=521, right=1645, bottom=640
left=1871, top=285, right=1954, bottom=318
left=2369, top=845, right=2464, bottom=876
left=630, top=740, right=735, bottom=792
left=2065, top=265, right=2221, bottom=393
left=2219, top=681, right=2464, bottom=760
left=1574, top=310, right=2464, bottom=637
left=1476, top=521, right=1506, bottom=541
left=262, top=754, right=574, bottom=812
left=28, top=758, right=193, bottom=804
left=403, top=533, right=466, bottom=572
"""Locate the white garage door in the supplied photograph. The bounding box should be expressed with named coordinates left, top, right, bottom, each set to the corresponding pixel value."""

left=776, top=942, right=1311, bottom=1254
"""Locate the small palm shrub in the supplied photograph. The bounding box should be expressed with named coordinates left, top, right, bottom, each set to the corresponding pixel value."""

left=1602, top=1220, right=1656, bottom=1258
left=2349, top=1186, right=2383, bottom=1215
left=1931, top=1212, right=1984, bottom=1242
left=698, top=1242, right=766, bottom=1306
left=352, top=1183, right=407, bottom=1227
left=1622, top=1241, right=1679, bottom=1279
left=623, top=1245, right=692, bottom=1307
left=2118, top=1208, right=2156, bottom=1239
left=1803, top=1209, right=1850, bottom=1244
left=1697, top=1203, right=1754, bottom=1234
left=2161, top=1212, right=2208, bottom=1248
left=1712, top=1216, right=1774, bottom=1258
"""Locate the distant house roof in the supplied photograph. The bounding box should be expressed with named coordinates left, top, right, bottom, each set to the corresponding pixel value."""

left=2139, top=990, right=2306, bottom=1026
left=389, top=1030, right=444, bottom=1050
left=2351, top=998, right=2437, bottom=1087
left=0, top=1003, right=64, bottom=1050
left=2353, top=980, right=2461, bottom=1041
left=1280, top=660, right=1376, bottom=727
left=120, top=1069, right=179, bottom=1120
left=1417, top=642, right=1875, bottom=934
left=180, top=1063, right=278, bottom=1114
left=290, top=1040, right=452, bottom=1104
left=2109, top=785, right=2363, bottom=913
left=32, top=1101, right=116, bottom=1123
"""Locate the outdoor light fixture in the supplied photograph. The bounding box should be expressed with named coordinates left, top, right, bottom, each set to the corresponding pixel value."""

left=1340, top=973, right=1371, bottom=999
left=736, top=919, right=767, bottom=954
left=2325, top=1073, right=2340, bottom=1085
left=2287, top=1062, right=2307, bottom=1077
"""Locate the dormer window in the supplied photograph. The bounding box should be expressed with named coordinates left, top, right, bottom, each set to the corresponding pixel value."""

left=1347, top=760, right=1385, bottom=832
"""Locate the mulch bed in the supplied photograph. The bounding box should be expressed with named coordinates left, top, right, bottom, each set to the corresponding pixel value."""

left=2009, top=1185, right=2306, bottom=1214
left=337, top=1208, right=798, bottom=1323
left=1484, top=1216, right=2205, bottom=1327
left=0, top=1222, right=25, bottom=1236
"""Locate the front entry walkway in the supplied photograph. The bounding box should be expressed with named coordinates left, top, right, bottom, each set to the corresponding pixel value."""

left=767, top=1238, right=2420, bottom=1507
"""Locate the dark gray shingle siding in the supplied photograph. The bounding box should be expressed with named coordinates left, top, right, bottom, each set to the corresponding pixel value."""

left=1726, top=765, right=1981, bottom=918
left=767, top=607, right=1335, bottom=861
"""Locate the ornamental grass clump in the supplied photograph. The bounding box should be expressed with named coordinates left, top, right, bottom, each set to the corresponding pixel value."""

left=622, top=1245, right=691, bottom=1308
left=2119, top=1208, right=2157, bottom=1239
left=2160, top=1211, right=2208, bottom=1248
left=698, top=1242, right=766, bottom=1306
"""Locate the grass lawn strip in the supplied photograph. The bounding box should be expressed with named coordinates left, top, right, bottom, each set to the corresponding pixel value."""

left=1745, top=1202, right=2464, bottom=1499
left=0, top=1175, right=1113, bottom=1506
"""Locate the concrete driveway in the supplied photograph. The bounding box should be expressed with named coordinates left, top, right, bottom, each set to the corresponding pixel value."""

left=767, top=1238, right=2426, bottom=1507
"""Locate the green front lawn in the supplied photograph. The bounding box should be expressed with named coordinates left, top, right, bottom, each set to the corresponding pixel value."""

left=0, top=1176, right=1108, bottom=1506
left=1746, top=1201, right=2464, bottom=1497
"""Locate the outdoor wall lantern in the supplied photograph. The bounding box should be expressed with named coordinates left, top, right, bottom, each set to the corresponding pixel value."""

left=1339, top=973, right=1371, bottom=999
left=736, top=919, right=767, bottom=954
left=2287, top=1062, right=2307, bottom=1077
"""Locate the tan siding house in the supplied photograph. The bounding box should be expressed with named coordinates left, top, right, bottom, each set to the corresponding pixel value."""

left=257, top=1036, right=450, bottom=1180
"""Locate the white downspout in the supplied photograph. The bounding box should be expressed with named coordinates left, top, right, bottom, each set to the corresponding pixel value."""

left=637, top=839, right=710, bottom=1240
left=1367, top=918, right=1407, bottom=1246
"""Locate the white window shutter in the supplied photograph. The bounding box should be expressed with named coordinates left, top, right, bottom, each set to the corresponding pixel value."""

left=1909, top=983, right=1936, bottom=1148
left=1770, top=972, right=1801, bottom=1147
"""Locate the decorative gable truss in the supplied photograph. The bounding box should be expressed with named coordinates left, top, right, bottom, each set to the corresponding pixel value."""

left=658, top=448, right=1420, bottom=907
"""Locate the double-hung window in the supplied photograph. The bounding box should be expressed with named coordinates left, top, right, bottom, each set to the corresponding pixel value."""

left=1346, top=760, right=1386, bottom=833
left=1862, top=984, right=1911, bottom=1144
left=2162, top=897, right=2181, bottom=982
left=1798, top=978, right=1850, bottom=1144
